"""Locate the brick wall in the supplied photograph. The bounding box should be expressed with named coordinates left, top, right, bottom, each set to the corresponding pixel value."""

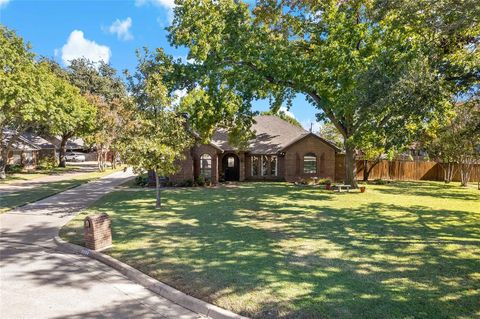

left=192, top=144, right=220, bottom=184
left=284, top=135, right=336, bottom=182
left=168, top=149, right=195, bottom=183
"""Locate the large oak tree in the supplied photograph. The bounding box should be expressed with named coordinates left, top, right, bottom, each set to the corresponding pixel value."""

left=167, top=0, right=478, bottom=186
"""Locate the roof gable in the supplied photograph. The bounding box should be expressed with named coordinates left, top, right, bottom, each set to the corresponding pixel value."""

left=280, top=132, right=341, bottom=152
left=210, top=115, right=340, bottom=153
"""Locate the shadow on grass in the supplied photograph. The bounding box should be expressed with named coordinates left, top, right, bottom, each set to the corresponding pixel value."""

left=371, top=180, right=479, bottom=201
left=61, top=183, right=480, bottom=319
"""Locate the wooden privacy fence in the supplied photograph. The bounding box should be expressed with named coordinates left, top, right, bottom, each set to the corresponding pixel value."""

left=335, top=154, right=480, bottom=182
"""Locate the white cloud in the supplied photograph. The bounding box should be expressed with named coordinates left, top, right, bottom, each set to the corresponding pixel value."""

left=135, top=0, right=175, bottom=9
left=59, top=30, right=111, bottom=65
left=0, top=0, right=10, bottom=8
left=279, top=106, right=296, bottom=119
left=172, top=88, right=187, bottom=106
left=107, top=17, right=133, bottom=41
left=137, top=0, right=175, bottom=24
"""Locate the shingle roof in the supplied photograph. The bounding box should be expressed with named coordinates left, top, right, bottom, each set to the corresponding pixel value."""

left=2, top=130, right=41, bottom=151
left=210, top=115, right=340, bottom=154
left=22, top=132, right=56, bottom=149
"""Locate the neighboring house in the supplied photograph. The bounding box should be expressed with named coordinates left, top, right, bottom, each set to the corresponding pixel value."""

left=43, top=136, right=97, bottom=161
left=1, top=132, right=41, bottom=169
left=22, top=132, right=56, bottom=160
left=164, top=115, right=340, bottom=184
left=44, top=136, right=86, bottom=152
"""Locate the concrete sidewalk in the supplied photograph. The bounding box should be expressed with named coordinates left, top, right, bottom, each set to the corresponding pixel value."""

left=0, top=162, right=99, bottom=194
left=0, top=169, right=204, bottom=319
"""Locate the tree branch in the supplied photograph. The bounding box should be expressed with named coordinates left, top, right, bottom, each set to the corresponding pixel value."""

left=227, top=59, right=348, bottom=137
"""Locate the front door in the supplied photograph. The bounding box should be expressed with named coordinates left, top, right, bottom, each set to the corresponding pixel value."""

left=223, top=154, right=239, bottom=181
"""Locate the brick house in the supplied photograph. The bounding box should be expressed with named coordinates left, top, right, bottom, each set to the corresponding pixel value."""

left=165, top=115, right=340, bottom=184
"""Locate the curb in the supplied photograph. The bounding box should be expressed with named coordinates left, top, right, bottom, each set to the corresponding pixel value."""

left=54, top=236, right=249, bottom=319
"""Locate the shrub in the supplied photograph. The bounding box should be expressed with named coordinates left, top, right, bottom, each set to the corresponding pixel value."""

left=37, top=156, right=57, bottom=170
left=6, top=164, right=23, bottom=173
left=195, top=176, right=206, bottom=187
left=135, top=174, right=149, bottom=187
left=184, top=179, right=194, bottom=187
left=318, top=178, right=332, bottom=185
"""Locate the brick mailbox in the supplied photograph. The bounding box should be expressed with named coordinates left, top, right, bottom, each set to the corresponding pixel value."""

left=84, top=213, right=112, bottom=251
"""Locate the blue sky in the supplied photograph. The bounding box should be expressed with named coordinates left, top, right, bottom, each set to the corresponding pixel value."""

left=0, top=0, right=320, bottom=130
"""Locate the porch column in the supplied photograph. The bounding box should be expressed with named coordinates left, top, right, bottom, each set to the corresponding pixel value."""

left=239, top=152, right=245, bottom=181
left=213, top=153, right=219, bottom=184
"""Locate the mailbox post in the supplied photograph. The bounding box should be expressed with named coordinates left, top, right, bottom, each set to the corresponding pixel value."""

left=84, top=213, right=112, bottom=251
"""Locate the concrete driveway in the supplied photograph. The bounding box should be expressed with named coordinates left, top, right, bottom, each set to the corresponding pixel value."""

left=0, top=170, right=203, bottom=319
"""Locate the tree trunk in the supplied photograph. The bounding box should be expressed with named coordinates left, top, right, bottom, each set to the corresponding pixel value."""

left=155, top=170, right=161, bottom=209
left=363, top=158, right=380, bottom=181
left=59, top=136, right=68, bottom=168
left=111, top=150, right=116, bottom=169
left=0, top=148, right=8, bottom=179
left=442, top=162, right=457, bottom=183
left=104, top=151, right=108, bottom=170
left=97, top=151, right=103, bottom=171
left=344, top=144, right=358, bottom=188
left=460, top=163, right=472, bottom=187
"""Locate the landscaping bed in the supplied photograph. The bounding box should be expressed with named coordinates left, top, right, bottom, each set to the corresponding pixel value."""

left=60, top=181, right=480, bottom=319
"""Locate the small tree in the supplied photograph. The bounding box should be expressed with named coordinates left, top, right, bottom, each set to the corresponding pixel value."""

left=425, top=101, right=480, bottom=185
left=122, top=55, right=194, bottom=208
left=121, top=112, right=193, bottom=208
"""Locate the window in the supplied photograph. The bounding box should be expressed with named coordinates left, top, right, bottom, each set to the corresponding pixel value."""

left=227, top=156, right=235, bottom=167
left=252, top=156, right=259, bottom=176
left=262, top=155, right=270, bottom=176
left=200, top=154, right=212, bottom=178
left=303, top=153, right=317, bottom=174
left=270, top=155, right=277, bottom=176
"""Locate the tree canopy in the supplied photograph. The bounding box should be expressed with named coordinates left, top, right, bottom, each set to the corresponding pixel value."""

left=167, top=0, right=478, bottom=186
left=122, top=51, right=194, bottom=208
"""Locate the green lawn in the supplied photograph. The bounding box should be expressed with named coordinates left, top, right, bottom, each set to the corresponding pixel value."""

left=60, top=181, right=480, bottom=319
left=0, top=168, right=123, bottom=213
left=0, top=166, right=81, bottom=184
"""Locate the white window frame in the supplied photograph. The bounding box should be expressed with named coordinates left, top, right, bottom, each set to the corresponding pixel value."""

left=261, top=155, right=269, bottom=176
left=303, top=153, right=317, bottom=174
left=270, top=155, right=278, bottom=176
left=251, top=155, right=259, bottom=176
left=200, top=154, right=212, bottom=178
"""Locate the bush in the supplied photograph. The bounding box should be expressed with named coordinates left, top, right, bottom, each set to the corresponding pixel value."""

left=37, top=156, right=57, bottom=170
left=184, top=179, right=194, bottom=187
left=135, top=174, right=149, bottom=187
left=195, top=176, right=206, bottom=187
left=6, top=164, right=23, bottom=173
left=318, top=178, right=332, bottom=185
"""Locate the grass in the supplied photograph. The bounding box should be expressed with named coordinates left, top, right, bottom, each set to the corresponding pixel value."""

left=0, top=166, right=81, bottom=184
left=60, top=181, right=480, bottom=319
left=0, top=167, right=123, bottom=213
